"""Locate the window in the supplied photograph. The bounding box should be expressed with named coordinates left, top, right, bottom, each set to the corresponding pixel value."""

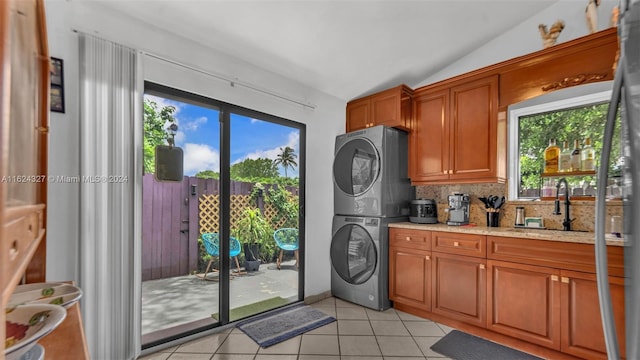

left=508, top=81, right=621, bottom=200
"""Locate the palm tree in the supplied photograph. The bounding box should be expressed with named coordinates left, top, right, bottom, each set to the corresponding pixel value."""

left=274, top=146, right=297, bottom=178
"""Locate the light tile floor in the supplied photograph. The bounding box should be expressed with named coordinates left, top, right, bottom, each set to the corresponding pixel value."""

left=139, top=297, right=453, bottom=360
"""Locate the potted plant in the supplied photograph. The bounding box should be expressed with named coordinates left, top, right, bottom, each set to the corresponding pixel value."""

left=234, top=207, right=272, bottom=271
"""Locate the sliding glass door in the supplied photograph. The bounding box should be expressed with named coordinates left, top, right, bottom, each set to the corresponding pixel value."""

left=228, top=110, right=302, bottom=320
left=141, top=83, right=304, bottom=347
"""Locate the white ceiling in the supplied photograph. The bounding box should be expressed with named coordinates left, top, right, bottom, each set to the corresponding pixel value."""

left=94, top=0, right=558, bottom=101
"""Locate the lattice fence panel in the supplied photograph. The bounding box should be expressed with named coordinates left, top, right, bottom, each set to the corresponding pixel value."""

left=230, top=195, right=251, bottom=230
left=263, top=203, right=287, bottom=229
left=199, top=194, right=256, bottom=235
left=199, top=194, right=297, bottom=234
left=199, top=194, right=220, bottom=234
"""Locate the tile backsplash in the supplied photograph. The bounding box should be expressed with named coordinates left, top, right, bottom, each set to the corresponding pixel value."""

left=415, top=183, right=623, bottom=232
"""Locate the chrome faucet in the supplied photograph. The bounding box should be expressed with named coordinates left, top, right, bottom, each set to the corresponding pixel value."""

left=553, top=178, right=574, bottom=231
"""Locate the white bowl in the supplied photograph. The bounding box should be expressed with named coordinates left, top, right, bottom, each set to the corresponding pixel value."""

left=4, top=304, right=66, bottom=360
left=18, top=344, right=43, bottom=360
left=8, top=283, right=82, bottom=309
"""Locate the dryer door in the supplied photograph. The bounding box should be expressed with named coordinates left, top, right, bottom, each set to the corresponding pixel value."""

left=330, top=223, right=378, bottom=285
left=333, top=138, right=380, bottom=197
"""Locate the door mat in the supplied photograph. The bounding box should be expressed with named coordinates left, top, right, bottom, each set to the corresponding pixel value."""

left=236, top=303, right=336, bottom=347
left=430, top=330, right=544, bottom=360
left=211, top=296, right=291, bottom=322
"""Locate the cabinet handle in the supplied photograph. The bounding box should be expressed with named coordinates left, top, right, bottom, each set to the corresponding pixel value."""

left=479, top=264, right=485, bottom=270
left=443, top=170, right=448, bottom=174
left=449, top=170, right=453, bottom=174
left=9, top=240, right=18, bottom=260
left=37, top=126, right=49, bottom=134
left=405, top=236, right=411, bottom=241
left=425, top=255, right=430, bottom=260
left=453, top=241, right=459, bottom=247
left=551, top=275, right=559, bottom=282
left=561, top=277, right=570, bottom=283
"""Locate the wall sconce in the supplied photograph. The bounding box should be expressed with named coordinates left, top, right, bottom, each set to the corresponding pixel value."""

left=191, top=184, right=197, bottom=196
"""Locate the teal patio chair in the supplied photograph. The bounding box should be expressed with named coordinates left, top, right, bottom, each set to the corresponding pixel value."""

left=198, top=233, right=244, bottom=280
left=273, top=228, right=299, bottom=270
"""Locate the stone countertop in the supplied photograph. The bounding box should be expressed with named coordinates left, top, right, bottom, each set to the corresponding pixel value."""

left=388, top=222, right=625, bottom=247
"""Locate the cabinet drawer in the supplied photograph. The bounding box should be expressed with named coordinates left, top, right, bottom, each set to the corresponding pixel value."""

left=2, top=205, right=46, bottom=303
left=487, top=236, right=624, bottom=277
left=432, top=231, right=486, bottom=257
left=389, top=228, right=431, bottom=250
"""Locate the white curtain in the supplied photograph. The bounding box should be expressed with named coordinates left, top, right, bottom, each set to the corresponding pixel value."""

left=79, top=34, right=142, bottom=360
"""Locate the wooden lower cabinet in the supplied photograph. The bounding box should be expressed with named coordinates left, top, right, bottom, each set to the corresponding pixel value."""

left=487, top=260, right=561, bottom=349
left=389, top=246, right=431, bottom=310
left=389, top=228, right=626, bottom=360
left=561, top=270, right=626, bottom=359
left=432, top=252, right=486, bottom=327
left=488, top=260, right=626, bottom=359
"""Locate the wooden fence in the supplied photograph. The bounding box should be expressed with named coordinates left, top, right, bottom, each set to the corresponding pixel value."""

left=142, top=174, right=297, bottom=281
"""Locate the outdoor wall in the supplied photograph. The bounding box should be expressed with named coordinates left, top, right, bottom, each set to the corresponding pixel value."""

left=44, top=0, right=344, bottom=301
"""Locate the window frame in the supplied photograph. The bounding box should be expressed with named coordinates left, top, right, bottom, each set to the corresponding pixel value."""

left=507, top=81, right=613, bottom=201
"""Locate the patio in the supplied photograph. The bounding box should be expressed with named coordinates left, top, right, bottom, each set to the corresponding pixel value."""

left=142, top=259, right=299, bottom=335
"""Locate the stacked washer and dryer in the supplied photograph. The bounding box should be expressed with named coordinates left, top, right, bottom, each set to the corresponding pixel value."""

left=330, top=125, right=413, bottom=310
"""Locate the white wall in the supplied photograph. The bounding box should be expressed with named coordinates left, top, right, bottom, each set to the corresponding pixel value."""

left=44, top=1, right=81, bottom=284
left=416, top=0, right=619, bottom=87
left=44, top=0, right=343, bottom=299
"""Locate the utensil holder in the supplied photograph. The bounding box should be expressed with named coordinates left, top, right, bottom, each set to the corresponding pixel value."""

left=487, top=212, right=499, bottom=227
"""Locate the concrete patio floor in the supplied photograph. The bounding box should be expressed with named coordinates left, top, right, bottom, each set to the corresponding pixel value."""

left=142, top=260, right=299, bottom=335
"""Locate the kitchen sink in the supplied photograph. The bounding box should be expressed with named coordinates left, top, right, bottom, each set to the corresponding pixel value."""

left=503, top=227, right=546, bottom=232
left=504, top=227, right=589, bottom=233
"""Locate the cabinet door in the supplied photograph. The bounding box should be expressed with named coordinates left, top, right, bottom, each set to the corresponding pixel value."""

left=389, top=246, right=431, bottom=311
left=371, top=86, right=411, bottom=130
left=432, top=252, right=486, bottom=327
left=487, top=260, right=561, bottom=350
left=449, top=75, right=499, bottom=180
left=561, top=270, right=625, bottom=359
left=346, top=98, right=370, bottom=132
left=409, top=88, right=450, bottom=182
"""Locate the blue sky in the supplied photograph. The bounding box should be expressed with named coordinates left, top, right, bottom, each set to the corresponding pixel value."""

left=145, top=94, right=300, bottom=177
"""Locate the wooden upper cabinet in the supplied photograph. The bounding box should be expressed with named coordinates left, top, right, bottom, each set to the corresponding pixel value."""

left=408, top=29, right=616, bottom=185
left=410, top=74, right=504, bottom=184
left=346, top=85, right=413, bottom=132
left=500, top=28, right=618, bottom=107
left=409, top=87, right=449, bottom=181
left=346, top=97, right=370, bottom=132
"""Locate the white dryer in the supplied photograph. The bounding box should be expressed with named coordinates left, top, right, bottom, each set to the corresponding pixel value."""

left=333, top=125, right=413, bottom=217
left=330, top=215, right=406, bottom=310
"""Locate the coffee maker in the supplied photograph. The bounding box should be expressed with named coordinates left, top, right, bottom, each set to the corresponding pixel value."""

left=446, top=193, right=470, bottom=226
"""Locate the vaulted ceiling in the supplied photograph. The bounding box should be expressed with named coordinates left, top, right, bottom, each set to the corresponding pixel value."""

left=92, top=1, right=558, bottom=101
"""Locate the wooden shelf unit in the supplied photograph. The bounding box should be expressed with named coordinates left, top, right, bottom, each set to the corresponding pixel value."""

left=1, top=1, right=89, bottom=358
left=541, top=170, right=597, bottom=177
